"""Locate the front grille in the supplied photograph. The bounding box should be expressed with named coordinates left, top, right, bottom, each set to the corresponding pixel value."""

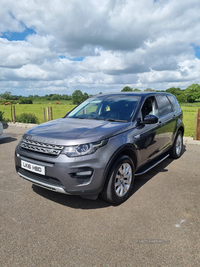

left=18, top=167, right=64, bottom=187
left=20, top=139, right=64, bottom=156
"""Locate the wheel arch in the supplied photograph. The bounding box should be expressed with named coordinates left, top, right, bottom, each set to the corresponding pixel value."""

left=178, top=125, right=184, bottom=136
left=175, top=117, right=184, bottom=136
left=101, top=144, right=138, bottom=189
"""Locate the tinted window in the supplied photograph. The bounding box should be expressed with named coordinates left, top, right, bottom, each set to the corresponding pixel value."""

left=141, top=96, right=158, bottom=120
left=156, top=95, right=173, bottom=116
left=68, top=95, right=140, bottom=122
left=167, top=95, right=180, bottom=111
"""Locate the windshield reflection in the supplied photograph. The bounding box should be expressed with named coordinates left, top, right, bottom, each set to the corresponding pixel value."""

left=68, top=95, right=140, bottom=122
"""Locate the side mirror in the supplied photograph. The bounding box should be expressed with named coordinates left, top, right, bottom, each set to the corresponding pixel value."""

left=143, top=115, right=158, bottom=124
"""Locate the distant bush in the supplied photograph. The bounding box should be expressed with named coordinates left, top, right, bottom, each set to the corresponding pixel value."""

left=19, top=97, right=33, bottom=104
left=0, top=111, right=4, bottom=121
left=16, top=113, right=38, bottom=124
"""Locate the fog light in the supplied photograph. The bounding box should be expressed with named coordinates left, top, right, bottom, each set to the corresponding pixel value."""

left=76, top=171, right=92, bottom=176
left=69, top=168, right=93, bottom=178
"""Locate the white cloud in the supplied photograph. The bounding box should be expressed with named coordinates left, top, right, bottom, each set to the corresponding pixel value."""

left=0, top=0, right=200, bottom=95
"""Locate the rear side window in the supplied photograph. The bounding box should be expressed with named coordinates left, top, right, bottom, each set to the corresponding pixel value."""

left=156, top=95, right=173, bottom=117
left=167, top=95, right=180, bottom=111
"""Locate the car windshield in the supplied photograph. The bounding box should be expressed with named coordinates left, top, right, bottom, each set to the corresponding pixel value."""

left=67, top=95, right=140, bottom=122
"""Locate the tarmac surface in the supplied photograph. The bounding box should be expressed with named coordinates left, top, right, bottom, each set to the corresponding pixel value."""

left=0, top=124, right=200, bottom=267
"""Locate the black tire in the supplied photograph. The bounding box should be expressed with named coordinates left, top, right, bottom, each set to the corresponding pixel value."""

left=100, top=155, right=135, bottom=205
left=170, top=130, right=183, bottom=159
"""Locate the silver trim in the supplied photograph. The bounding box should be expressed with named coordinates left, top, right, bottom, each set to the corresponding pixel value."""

left=20, top=139, right=63, bottom=156
left=135, top=154, right=169, bottom=176
left=18, top=171, right=68, bottom=194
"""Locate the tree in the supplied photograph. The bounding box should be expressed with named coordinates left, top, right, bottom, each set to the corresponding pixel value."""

left=51, top=94, right=60, bottom=101
left=176, top=94, right=186, bottom=103
left=82, top=92, right=89, bottom=101
left=44, top=94, right=51, bottom=100
left=121, top=86, right=133, bottom=92
left=144, top=88, right=155, bottom=92
left=72, top=90, right=83, bottom=104
left=133, top=88, right=141, bottom=91
left=1, top=91, right=12, bottom=99
left=166, top=87, right=182, bottom=97
left=62, top=94, right=71, bottom=100
left=33, top=95, right=39, bottom=98
left=185, top=84, right=200, bottom=103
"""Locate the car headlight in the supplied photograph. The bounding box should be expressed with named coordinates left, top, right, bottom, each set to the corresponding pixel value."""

left=62, top=139, right=109, bottom=157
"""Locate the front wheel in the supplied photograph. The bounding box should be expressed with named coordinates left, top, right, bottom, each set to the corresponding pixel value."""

left=170, top=130, right=183, bottom=159
left=100, top=155, right=135, bottom=205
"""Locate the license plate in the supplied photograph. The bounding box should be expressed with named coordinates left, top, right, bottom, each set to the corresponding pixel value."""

left=21, top=160, right=45, bottom=175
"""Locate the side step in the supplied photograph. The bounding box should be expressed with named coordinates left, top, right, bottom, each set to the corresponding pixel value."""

left=135, top=154, right=169, bottom=176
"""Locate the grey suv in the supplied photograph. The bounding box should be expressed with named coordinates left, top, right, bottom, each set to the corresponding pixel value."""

left=15, top=92, right=184, bottom=204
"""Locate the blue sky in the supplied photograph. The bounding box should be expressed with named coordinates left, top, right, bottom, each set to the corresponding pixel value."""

left=194, top=46, right=200, bottom=59
left=0, top=0, right=200, bottom=96
left=1, top=28, right=36, bottom=41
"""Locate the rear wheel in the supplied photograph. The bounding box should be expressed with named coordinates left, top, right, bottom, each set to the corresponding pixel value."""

left=170, top=130, right=183, bottom=159
left=100, top=155, right=135, bottom=205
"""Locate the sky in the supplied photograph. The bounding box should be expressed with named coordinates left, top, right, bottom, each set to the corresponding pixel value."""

left=0, top=0, right=200, bottom=97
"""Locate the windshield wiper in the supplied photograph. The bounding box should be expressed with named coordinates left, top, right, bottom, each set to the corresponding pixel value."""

left=104, top=118, right=127, bottom=123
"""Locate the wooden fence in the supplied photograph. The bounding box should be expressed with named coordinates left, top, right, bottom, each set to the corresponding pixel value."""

left=10, top=105, right=53, bottom=123
left=43, top=107, right=53, bottom=122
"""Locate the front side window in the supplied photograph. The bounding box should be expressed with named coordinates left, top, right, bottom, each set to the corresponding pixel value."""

left=141, top=96, right=158, bottom=120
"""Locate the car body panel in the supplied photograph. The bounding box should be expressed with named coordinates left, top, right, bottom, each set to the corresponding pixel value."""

left=24, top=118, right=135, bottom=146
left=15, top=92, right=184, bottom=200
left=0, top=122, right=3, bottom=135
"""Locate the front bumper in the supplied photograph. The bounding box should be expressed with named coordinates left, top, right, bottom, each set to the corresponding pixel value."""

left=15, top=146, right=108, bottom=196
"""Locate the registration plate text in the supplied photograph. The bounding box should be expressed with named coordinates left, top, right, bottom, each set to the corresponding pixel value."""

left=21, top=160, right=45, bottom=175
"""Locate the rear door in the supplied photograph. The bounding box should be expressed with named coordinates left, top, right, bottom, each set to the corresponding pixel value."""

left=156, top=94, right=176, bottom=150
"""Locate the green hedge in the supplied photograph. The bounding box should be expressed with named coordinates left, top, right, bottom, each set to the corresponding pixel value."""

left=16, top=113, right=39, bottom=124
left=0, top=111, right=4, bottom=121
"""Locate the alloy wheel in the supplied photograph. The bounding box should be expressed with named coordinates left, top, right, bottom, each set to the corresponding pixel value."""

left=115, top=163, right=132, bottom=197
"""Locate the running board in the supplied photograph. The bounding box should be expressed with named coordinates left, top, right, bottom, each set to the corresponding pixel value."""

left=135, top=154, right=169, bottom=176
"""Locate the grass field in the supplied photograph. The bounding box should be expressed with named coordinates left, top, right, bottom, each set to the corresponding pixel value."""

left=180, top=103, right=200, bottom=137
left=0, top=100, right=200, bottom=137
left=0, top=100, right=76, bottom=124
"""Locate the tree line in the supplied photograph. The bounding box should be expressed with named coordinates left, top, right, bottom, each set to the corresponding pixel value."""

left=1, top=83, right=200, bottom=105
left=121, top=84, right=200, bottom=103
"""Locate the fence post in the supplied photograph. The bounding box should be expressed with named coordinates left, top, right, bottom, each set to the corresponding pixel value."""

left=196, top=108, right=200, bottom=140
left=46, top=107, right=49, bottom=121
left=43, top=108, right=46, bottom=122
left=11, top=104, right=13, bottom=122
left=50, top=107, right=53, bottom=120
left=13, top=105, right=16, bottom=123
